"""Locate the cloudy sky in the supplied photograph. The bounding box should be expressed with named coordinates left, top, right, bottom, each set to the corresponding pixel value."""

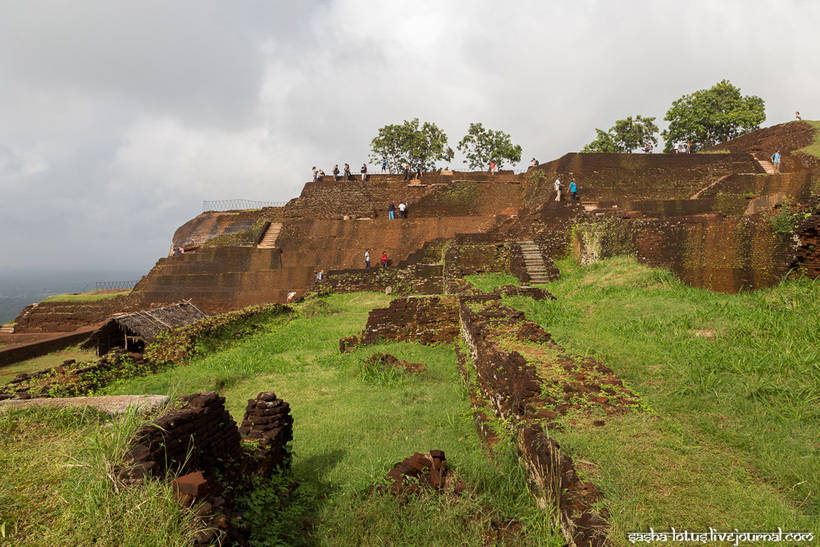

left=0, top=0, right=817, bottom=274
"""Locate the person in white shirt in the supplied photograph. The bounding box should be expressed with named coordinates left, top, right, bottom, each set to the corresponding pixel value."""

left=554, top=178, right=562, bottom=201
left=364, top=249, right=371, bottom=269
left=398, top=202, right=407, bottom=218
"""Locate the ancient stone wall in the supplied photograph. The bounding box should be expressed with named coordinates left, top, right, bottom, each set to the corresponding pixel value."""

left=525, top=152, right=762, bottom=204
left=792, top=208, right=820, bottom=278
left=316, top=264, right=443, bottom=295
left=340, top=296, right=459, bottom=351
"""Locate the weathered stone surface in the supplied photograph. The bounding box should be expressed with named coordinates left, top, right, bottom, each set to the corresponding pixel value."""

left=386, top=450, right=448, bottom=495
left=173, top=471, right=211, bottom=500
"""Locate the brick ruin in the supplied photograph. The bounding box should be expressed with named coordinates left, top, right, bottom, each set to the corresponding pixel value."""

left=119, top=391, right=293, bottom=545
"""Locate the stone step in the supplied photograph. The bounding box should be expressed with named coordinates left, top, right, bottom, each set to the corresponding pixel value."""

left=257, top=222, right=283, bottom=249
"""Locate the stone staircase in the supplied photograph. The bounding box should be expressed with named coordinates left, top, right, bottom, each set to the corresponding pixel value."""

left=0, top=324, right=14, bottom=334
left=756, top=158, right=776, bottom=174
left=518, top=241, right=550, bottom=284
left=257, top=222, right=282, bottom=249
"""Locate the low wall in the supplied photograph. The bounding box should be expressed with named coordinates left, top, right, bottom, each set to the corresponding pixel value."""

left=315, top=264, right=443, bottom=295
left=340, top=296, right=459, bottom=351
left=0, top=327, right=96, bottom=366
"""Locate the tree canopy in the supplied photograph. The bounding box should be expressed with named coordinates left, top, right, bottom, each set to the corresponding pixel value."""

left=582, top=115, right=659, bottom=153
left=369, top=118, right=454, bottom=172
left=456, top=123, right=522, bottom=170
left=662, top=80, right=765, bottom=152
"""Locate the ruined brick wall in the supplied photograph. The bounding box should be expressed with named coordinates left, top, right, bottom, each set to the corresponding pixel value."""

left=316, top=264, right=443, bottom=295
left=458, top=299, right=609, bottom=546
left=443, top=242, right=515, bottom=291
left=525, top=152, right=762, bottom=204
left=172, top=210, right=273, bottom=251
left=340, top=296, right=459, bottom=351
left=792, top=208, right=820, bottom=278
left=571, top=213, right=794, bottom=292
left=120, top=391, right=294, bottom=482
left=121, top=392, right=242, bottom=481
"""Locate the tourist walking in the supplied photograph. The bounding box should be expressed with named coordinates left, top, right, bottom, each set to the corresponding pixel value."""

left=365, top=249, right=371, bottom=269
left=380, top=251, right=388, bottom=268
left=570, top=179, right=577, bottom=201
left=344, top=163, right=351, bottom=181
left=388, top=201, right=396, bottom=220
left=398, top=202, right=407, bottom=218
left=333, top=164, right=340, bottom=181
left=381, top=157, right=388, bottom=173
left=771, top=149, right=781, bottom=173
left=402, top=162, right=409, bottom=181
left=554, top=177, right=562, bottom=201
left=361, top=163, right=368, bottom=181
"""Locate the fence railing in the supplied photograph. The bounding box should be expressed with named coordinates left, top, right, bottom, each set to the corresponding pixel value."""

left=202, top=199, right=287, bottom=212
left=95, top=281, right=138, bottom=291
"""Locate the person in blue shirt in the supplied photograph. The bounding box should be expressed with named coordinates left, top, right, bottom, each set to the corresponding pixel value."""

left=381, top=157, right=388, bottom=173
left=771, top=150, right=781, bottom=173
left=570, top=179, right=578, bottom=201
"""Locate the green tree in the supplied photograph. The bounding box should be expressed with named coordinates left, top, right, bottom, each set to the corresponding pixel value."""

left=662, top=80, right=765, bottom=152
left=369, top=118, right=454, bottom=172
left=456, top=123, right=522, bottom=170
left=582, top=115, right=659, bottom=153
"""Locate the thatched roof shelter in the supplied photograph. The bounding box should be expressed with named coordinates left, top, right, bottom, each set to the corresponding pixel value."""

left=84, top=301, right=207, bottom=355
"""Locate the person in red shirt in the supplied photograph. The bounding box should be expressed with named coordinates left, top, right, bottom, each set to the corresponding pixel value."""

left=380, top=251, right=388, bottom=268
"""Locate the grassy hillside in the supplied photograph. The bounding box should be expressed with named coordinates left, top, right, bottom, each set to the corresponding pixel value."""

left=2, top=259, right=817, bottom=544
left=502, top=257, right=818, bottom=539
left=796, top=120, right=820, bottom=159
left=87, top=293, right=558, bottom=545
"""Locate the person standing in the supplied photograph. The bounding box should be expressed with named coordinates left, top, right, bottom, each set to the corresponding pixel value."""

left=530, top=157, right=539, bottom=167
left=771, top=149, right=782, bottom=173
left=796, top=111, right=802, bottom=120
left=388, top=201, right=396, bottom=220
left=381, top=157, right=388, bottom=173
left=554, top=177, right=562, bottom=201
left=402, top=162, right=409, bottom=181
left=344, top=163, right=351, bottom=181
left=570, top=179, right=577, bottom=201
left=398, top=201, right=407, bottom=218
left=312, top=166, right=318, bottom=183
left=365, top=249, right=371, bottom=269
left=361, top=163, right=368, bottom=181
left=489, top=160, right=496, bottom=174
left=380, top=250, right=388, bottom=268
left=333, top=164, right=340, bottom=181
left=415, top=159, right=422, bottom=179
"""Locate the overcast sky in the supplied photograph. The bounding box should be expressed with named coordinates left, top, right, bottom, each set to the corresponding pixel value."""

left=0, top=0, right=817, bottom=273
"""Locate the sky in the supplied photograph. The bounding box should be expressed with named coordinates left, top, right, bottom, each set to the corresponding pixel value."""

left=0, top=0, right=817, bottom=274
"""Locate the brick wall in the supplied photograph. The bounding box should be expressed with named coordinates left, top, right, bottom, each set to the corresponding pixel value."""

left=316, top=264, right=444, bottom=295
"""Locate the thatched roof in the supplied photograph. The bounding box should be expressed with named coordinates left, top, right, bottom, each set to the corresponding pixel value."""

left=98, top=301, right=207, bottom=343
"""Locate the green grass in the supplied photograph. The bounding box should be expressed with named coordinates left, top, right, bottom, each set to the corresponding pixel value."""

left=41, top=290, right=130, bottom=303
left=0, top=406, right=197, bottom=545
left=96, top=292, right=561, bottom=545
left=464, top=272, right=519, bottom=292
left=0, top=346, right=97, bottom=384
left=504, top=255, right=819, bottom=537
left=796, top=120, right=820, bottom=159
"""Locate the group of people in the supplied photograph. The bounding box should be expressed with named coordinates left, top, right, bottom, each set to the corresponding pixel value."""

left=387, top=201, right=408, bottom=219
left=364, top=248, right=389, bottom=269
left=312, top=158, right=429, bottom=183
left=312, top=163, right=372, bottom=183
left=553, top=177, right=578, bottom=202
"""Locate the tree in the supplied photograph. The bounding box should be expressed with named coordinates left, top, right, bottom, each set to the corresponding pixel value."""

left=582, top=115, right=659, bottom=153
left=662, top=80, right=765, bottom=152
left=456, top=123, right=522, bottom=170
left=369, top=118, right=454, bottom=172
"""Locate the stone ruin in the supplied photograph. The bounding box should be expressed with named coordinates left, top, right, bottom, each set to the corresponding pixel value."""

left=118, top=391, right=293, bottom=545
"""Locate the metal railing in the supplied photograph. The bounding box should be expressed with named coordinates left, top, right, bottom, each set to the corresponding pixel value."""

left=202, top=199, right=287, bottom=212
left=95, top=281, right=137, bottom=290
